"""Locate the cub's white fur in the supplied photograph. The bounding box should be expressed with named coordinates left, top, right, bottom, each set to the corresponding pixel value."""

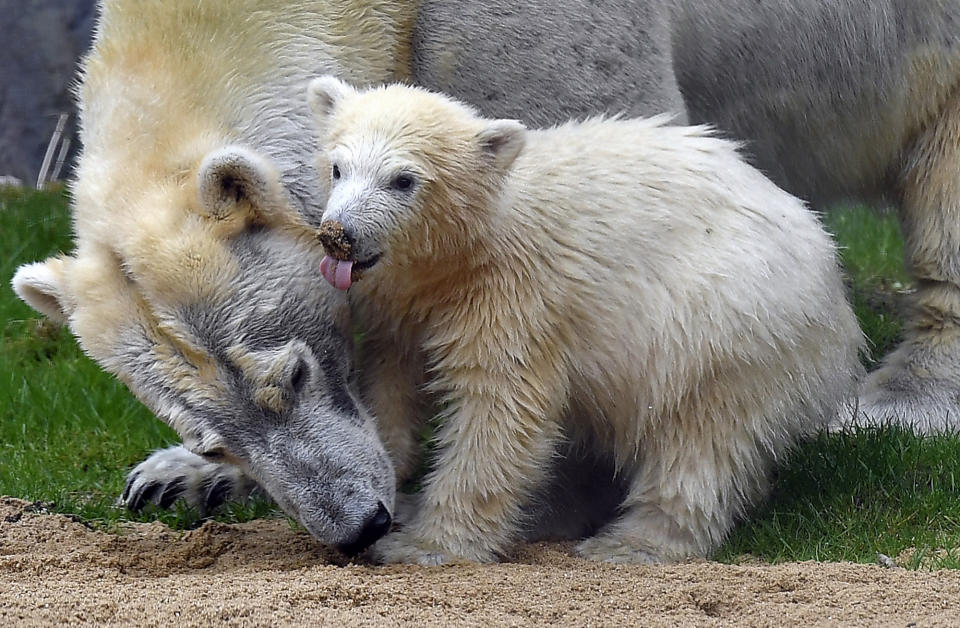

left=308, top=77, right=864, bottom=564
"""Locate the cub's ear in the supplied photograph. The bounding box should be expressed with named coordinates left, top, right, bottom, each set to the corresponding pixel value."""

left=12, top=257, right=71, bottom=324
left=307, top=75, right=356, bottom=126
left=477, top=120, right=526, bottom=171
left=197, top=145, right=286, bottom=220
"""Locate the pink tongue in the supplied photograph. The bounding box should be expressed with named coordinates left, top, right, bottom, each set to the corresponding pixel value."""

left=320, top=255, right=336, bottom=287
left=320, top=255, right=354, bottom=291
left=320, top=256, right=333, bottom=282
left=334, top=259, right=353, bottom=291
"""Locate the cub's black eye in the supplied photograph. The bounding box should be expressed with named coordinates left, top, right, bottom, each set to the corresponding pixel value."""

left=391, top=174, right=415, bottom=191
left=332, top=164, right=341, bottom=180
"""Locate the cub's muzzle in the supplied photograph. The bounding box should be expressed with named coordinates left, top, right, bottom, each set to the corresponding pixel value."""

left=316, top=219, right=380, bottom=291
left=317, top=219, right=354, bottom=261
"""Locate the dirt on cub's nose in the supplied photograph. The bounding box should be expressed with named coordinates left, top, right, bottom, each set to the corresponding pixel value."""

left=317, top=220, right=353, bottom=261
left=317, top=219, right=360, bottom=291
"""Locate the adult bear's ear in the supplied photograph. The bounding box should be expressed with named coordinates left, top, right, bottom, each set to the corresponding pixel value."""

left=197, top=145, right=286, bottom=221
left=307, top=75, right=356, bottom=131
left=12, top=257, right=72, bottom=324
left=477, top=120, right=526, bottom=171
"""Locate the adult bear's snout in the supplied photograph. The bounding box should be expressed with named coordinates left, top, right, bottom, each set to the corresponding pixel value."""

left=337, top=501, right=392, bottom=556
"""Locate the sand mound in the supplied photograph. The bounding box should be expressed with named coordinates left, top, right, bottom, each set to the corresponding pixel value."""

left=1, top=497, right=958, bottom=626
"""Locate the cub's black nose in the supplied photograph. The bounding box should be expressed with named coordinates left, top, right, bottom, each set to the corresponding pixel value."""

left=337, top=501, right=392, bottom=556
left=317, top=219, right=355, bottom=261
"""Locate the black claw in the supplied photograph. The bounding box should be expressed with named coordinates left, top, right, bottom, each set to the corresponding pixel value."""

left=203, top=477, right=233, bottom=511
left=128, top=481, right=162, bottom=512
left=157, top=479, right=186, bottom=509
left=121, top=473, right=139, bottom=503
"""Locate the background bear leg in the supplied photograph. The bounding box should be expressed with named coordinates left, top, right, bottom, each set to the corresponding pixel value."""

left=855, top=94, right=960, bottom=433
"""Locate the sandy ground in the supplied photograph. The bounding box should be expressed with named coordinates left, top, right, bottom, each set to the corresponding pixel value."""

left=1, top=498, right=959, bottom=627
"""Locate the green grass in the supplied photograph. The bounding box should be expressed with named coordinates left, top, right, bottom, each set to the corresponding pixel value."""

left=823, top=206, right=910, bottom=365
left=717, top=426, right=960, bottom=569
left=2, top=189, right=959, bottom=568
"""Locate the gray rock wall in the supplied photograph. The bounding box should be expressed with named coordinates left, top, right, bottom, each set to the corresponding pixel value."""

left=0, top=0, right=97, bottom=185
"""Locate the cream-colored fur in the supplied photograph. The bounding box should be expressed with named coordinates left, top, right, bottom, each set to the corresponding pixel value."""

left=308, top=78, right=864, bottom=564
left=12, top=0, right=417, bottom=548
left=48, top=0, right=415, bottom=385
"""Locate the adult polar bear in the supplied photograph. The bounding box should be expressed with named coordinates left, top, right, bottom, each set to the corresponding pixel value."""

left=10, top=0, right=960, bottom=551
left=414, top=0, right=960, bottom=433
left=13, top=0, right=413, bottom=553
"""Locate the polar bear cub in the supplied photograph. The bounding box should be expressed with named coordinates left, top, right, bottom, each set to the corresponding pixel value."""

left=306, top=75, right=863, bottom=565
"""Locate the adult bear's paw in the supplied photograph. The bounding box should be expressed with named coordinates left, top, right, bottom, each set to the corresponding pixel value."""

left=121, top=445, right=261, bottom=513
left=843, top=333, right=960, bottom=434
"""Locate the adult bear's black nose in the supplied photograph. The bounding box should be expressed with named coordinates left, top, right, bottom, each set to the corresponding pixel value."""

left=337, top=501, right=392, bottom=556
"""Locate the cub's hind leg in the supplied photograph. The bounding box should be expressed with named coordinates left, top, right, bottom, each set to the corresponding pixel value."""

left=576, top=402, right=776, bottom=564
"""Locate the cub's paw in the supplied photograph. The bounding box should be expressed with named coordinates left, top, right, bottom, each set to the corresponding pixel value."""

left=574, top=535, right=664, bottom=564
left=122, top=445, right=260, bottom=513
left=369, top=529, right=492, bottom=566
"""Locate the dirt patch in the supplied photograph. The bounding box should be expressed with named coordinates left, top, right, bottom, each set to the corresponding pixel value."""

left=1, top=497, right=958, bottom=626
left=317, top=220, right=352, bottom=260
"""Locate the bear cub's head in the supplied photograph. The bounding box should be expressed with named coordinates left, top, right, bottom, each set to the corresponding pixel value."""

left=307, top=75, right=526, bottom=290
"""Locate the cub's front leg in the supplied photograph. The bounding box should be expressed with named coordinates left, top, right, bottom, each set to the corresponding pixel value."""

left=371, top=350, right=564, bottom=565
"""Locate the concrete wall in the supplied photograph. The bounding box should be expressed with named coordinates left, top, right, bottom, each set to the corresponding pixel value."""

left=0, top=0, right=97, bottom=185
